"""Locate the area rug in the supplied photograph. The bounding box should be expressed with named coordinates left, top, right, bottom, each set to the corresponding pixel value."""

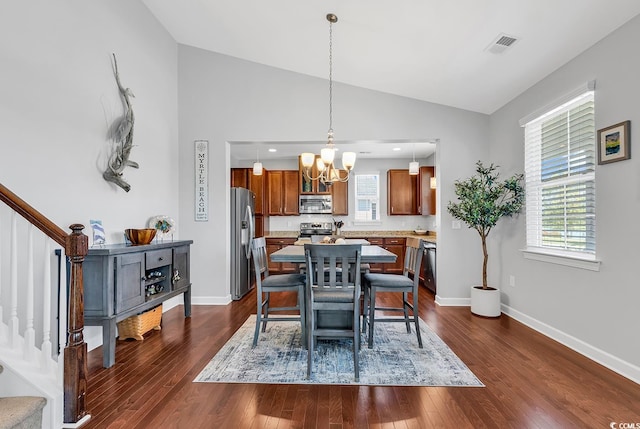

left=194, top=315, right=483, bottom=386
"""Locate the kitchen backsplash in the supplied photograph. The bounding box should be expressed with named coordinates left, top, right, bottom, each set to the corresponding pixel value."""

left=268, top=213, right=437, bottom=232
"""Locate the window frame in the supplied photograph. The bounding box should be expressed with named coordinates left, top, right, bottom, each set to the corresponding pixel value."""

left=520, top=82, right=600, bottom=271
left=353, top=172, right=381, bottom=223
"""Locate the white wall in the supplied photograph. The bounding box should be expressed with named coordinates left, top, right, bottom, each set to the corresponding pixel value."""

left=177, top=45, right=490, bottom=304
left=489, top=15, right=640, bottom=378
left=0, top=1, right=179, bottom=350
left=0, top=1, right=179, bottom=241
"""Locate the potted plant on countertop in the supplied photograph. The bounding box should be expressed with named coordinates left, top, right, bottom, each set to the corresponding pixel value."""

left=447, top=161, right=525, bottom=317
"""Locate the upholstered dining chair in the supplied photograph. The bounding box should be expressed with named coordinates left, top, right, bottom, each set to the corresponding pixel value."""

left=363, top=237, right=425, bottom=349
left=251, top=237, right=306, bottom=347
left=304, top=243, right=362, bottom=381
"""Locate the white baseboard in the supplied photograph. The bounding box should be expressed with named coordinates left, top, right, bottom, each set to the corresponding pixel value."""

left=501, top=304, right=640, bottom=385
left=192, top=295, right=232, bottom=305
left=435, top=295, right=470, bottom=307
left=430, top=295, right=639, bottom=384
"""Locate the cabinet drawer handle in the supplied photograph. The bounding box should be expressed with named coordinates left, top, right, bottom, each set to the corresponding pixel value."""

left=158, top=257, right=164, bottom=261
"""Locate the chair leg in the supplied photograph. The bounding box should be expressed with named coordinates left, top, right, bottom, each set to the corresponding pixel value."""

left=298, top=285, right=306, bottom=348
left=413, top=291, right=423, bottom=348
left=307, top=307, right=314, bottom=379
left=253, top=291, right=262, bottom=347
left=262, top=292, right=270, bottom=332
left=402, top=291, right=411, bottom=333
left=362, top=283, right=369, bottom=334
left=353, top=303, right=360, bottom=382
left=368, top=287, right=376, bottom=349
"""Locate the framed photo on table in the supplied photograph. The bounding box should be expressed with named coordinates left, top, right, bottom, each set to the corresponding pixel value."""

left=598, top=120, right=630, bottom=164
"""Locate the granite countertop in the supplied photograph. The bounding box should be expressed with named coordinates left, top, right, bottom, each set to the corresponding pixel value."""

left=265, top=230, right=437, bottom=243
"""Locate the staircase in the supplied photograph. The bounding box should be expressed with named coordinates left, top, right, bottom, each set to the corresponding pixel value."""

left=0, top=365, right=47, bottom=429
left=0, top=184, right=89, bottom=428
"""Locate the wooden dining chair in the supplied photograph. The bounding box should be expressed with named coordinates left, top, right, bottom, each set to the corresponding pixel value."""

left=251, top=237, right=306, bottom=347
left=363, top=237, right=425, bottom=349
left=304, top=243, right=362, bottom=381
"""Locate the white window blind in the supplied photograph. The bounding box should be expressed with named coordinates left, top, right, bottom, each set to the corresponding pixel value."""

left=523, top=91, right=596, bottom=256
left=354, top=174, right=380, bottom=221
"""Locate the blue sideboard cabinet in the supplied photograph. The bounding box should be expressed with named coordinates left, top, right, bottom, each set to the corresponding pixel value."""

left=83, top=240, right=193, bottom=368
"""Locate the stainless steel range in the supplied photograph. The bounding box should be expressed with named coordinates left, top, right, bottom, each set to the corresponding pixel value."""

left=299, top=222, right=333, bottom=237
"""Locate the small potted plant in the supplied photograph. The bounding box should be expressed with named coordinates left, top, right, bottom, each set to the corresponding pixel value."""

left=447, top=161, right=525, bottom=317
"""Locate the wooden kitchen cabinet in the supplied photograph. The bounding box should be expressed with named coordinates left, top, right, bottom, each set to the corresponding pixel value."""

left=231, top=168, right=249, bottom=188
left=362, top=237, right=405, bottom=274
left=380, top=237, right=405, bottom=274
left=254, top=214, right=266, bottom=238
left=331, top=174, right=348, bottom=215
left=418, top=166, right=436, bottom=215
left=265, top=237, right=298, bottom=274
left=387, top=170, right=418, bottom=215
left=267, top=170, right=299, bottom=215
left=83, top=240, right=192, bottom=368
left=231, top=168, right=266, bottom=215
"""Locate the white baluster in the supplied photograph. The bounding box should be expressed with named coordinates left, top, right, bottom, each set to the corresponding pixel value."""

left=41, top=239, right=53, bottom=371
left=24, top=224, right=35, bottom=361
left=9, top=211, right=19, bottom=350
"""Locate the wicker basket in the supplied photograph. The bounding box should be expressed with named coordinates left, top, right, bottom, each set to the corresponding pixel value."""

left=117, top=305, right=162, bottom=341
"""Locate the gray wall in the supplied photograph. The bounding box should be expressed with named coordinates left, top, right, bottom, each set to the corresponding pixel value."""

left=0, top=0, right=179, bottom=350
left=0, top=1, right=179, bottom=242
left=489, top=14, right=640, bottom=378
left=177, top=45, right=490, bottom=304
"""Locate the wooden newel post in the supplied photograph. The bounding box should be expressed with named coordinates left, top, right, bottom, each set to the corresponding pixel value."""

left=64, top=224, right=89, bottom=424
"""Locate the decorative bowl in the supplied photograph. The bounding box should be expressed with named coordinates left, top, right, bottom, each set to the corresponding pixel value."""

left=414, top=229, right=428, bottom=235
left=125, top=228, right=156, bottom=245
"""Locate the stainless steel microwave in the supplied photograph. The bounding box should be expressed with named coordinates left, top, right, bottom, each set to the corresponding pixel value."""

left=299, top=195, right=332, bottom=214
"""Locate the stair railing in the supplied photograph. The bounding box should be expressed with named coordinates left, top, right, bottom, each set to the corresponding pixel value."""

left=0, top=183, right=88, bottom=426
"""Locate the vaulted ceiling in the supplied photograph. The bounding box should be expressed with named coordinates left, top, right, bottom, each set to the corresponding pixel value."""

left=143, top=0, right=640, bottom=115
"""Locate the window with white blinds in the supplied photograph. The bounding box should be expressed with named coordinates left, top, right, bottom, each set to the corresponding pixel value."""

left=354, top=174, right=380, bottom=221
left=523, top=90, right=596, bottom=257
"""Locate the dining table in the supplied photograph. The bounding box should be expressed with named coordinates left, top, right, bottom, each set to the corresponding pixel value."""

left=269, top=242, right=397, bottom=264
left=269, top=242, right=397, bottom=330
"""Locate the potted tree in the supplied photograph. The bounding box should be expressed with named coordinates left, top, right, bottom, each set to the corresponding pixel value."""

left=447, top=161, right=525, bottom=317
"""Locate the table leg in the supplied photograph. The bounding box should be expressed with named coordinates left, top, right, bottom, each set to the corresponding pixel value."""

left=102, top=318, right=116, bottom=368
left=184, top=285, right=192, bottom=317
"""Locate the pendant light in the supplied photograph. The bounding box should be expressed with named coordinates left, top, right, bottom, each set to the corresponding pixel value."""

left=300, top=13, right=355, bottom=185
left=253, top=147, right=263, bottom=176
left=409, top=144, right=419, bottom=175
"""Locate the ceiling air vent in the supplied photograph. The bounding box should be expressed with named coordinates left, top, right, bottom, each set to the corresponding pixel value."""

left=486, top=33, right=519, bottom=54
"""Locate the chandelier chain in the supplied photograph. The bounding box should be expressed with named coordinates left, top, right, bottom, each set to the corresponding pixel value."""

left=299, top=13, right=354, bottom=185
left=328, top=19, right=333, bottom=135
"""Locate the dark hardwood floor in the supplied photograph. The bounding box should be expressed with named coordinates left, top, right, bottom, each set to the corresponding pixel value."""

left=84, top=287, right=640, bottom=428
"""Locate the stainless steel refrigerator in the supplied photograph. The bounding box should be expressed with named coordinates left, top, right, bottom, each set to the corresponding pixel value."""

left=230, top=187, right=256, bottom=300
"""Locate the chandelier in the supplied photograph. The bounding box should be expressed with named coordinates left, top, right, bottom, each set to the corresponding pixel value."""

left=301, top=13, right=356, bottom=185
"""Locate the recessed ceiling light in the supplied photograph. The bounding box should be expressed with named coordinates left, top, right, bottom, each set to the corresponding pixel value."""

left=268, top=148, right=277, bottom=152
left=393, top=147, right=401, bottom=151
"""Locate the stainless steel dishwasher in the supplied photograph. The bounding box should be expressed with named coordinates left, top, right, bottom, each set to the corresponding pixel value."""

left=422, top=243, right=437, bottom=294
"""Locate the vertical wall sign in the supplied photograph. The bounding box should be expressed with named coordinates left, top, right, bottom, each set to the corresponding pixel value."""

left=195, top=140, right=209, bottom=221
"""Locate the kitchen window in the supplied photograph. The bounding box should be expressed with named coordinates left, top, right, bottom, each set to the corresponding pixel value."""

left=354, top=173, right=380, bottom=222
left=521, top=83, right=599, bottom=270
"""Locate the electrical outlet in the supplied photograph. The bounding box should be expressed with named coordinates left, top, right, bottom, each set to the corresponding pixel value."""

left=509, top=275, right=516, bottom=287
left=452, top=220, right=461, bottom=229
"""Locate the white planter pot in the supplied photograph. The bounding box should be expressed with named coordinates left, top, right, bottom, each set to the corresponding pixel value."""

left=470, top=286, right=501, bottom=317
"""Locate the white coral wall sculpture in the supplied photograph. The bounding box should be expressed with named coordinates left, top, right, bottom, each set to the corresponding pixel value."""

left=103, top=53, right=138, bottom=192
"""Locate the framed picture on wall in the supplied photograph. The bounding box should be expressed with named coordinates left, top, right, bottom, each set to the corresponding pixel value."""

left=598, top=120, right=630, bottom=164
